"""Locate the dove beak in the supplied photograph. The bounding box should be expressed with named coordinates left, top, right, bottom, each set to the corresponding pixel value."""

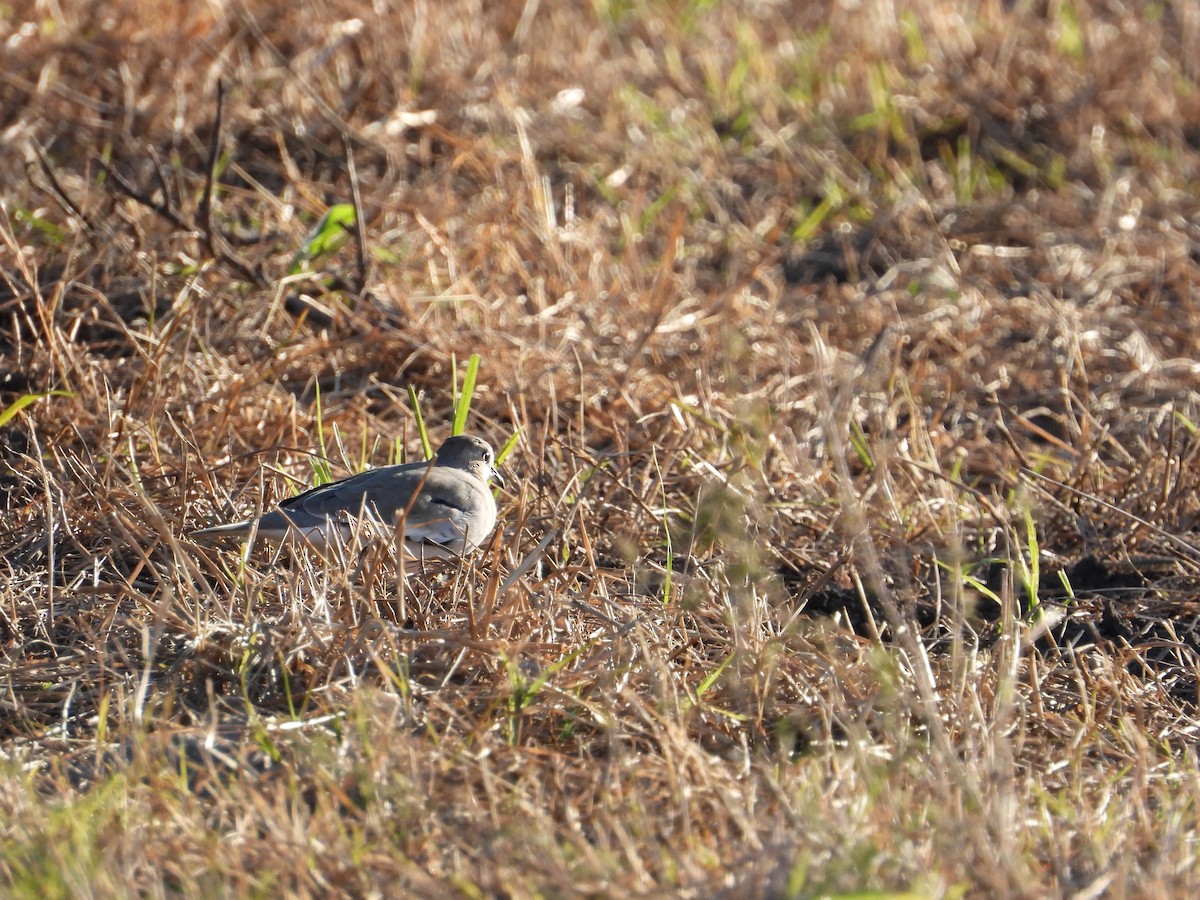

left=491, top=466, right=507, bottom=489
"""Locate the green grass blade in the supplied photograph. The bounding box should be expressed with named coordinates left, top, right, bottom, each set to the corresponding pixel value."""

left=288, top=203, right=356, bottom=275
left=696, top=652, right=734, bottom=699
left=652, top=447, right=673, bottom=605
left=0, top=391, right=75, bottom=429
left=407, top=386, right=432, bottom=458
left=1022, top=505, right=1041, bottom=612
left=451, top=353, right=480, bottom=436
left=497, top=429, right=521, bottom=466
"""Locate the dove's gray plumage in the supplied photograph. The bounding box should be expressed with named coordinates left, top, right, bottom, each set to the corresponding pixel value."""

left=195, top=435, right=504, bottom=557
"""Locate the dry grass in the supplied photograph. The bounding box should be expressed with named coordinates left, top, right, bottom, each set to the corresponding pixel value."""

left=3, top=0, right=1200, bottom=895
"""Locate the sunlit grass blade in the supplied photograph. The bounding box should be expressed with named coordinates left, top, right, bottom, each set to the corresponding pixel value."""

left=496, top=429, right=521, bottom=466
left=311, top=382, right=333, bottom=486
left=0, top=391, right=75, bottom=429
left=407, top=386, right=432, bottom=459
left=651, top=447, right=673, bottom=605
left=451, top=353, right=480, bottom=436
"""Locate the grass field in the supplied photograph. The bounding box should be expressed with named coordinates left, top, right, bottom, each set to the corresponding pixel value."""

left=3, top=0, right=1200, bottom=895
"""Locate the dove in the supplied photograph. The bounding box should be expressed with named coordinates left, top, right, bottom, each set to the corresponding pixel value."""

left=195, top=434, right=504, bottom=558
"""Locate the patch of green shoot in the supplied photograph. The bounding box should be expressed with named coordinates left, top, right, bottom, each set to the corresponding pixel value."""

left=948, top=452, right=964, bottom=484
left=96, top=692, right=110, bottom=745
left=1018, top=503, right=1041, bottom=615
left=684, top=653, right=748, bottom=723
left=214, top=147, right=232, bottom=181
left=1056, top=1, right=1085, bottom=60
left=289, top=203, right=356, bottom=275
left=946, top=562, right=1003, bottom=611
left=278, top=651, right=299, bottom=724
left=252, top=714, right=284, bottom=763
left=695, top=653, right=732, bottom=700
left=853, top=62, right=908, bottom=146
left=13, top=207, right=69, bottom=245
left=1057, top=569, right=1078, bottom=606
left=793, top=177, right=843, bottom=242
left=669, top=399, right=729, bottom=433
left=358, top=420, right=381, bottom=471
left=792, top=195, right=836, bottom=243
left=505, top=643, right=594, bottom=745
left=637, top=185, right=680, bottom=237
left=848, top=420, right=875, bottom=472
left=562, top=459, right=606, bottom=506
left=899, top=10, right=927, bottom=65
left=652, top=447, right=674, bottom=604
left=986, top=140, right=1039, bottom=181
left=593, top=0, right=636, bottom=30
left=1045, top=154, right=1068, bottom=190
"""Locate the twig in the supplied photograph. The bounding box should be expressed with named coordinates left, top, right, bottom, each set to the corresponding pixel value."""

left=1021, top=468, right=1200, bottom=563
left=100, top=157, right=192, bottom=232
left=199, top=79, right=225, bottom=263
left=148, top=147, right=174, bottom=216
left=31, top=141, right=96, bottom=233
left=341, top=132, right=369, bottom=294
left=98, top=84, right=267, bottom=290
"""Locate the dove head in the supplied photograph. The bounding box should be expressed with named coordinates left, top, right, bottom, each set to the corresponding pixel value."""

left=435, top=435, right=505, bottom=488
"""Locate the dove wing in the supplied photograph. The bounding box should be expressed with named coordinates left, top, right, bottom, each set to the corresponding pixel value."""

left=264, top=461, right=432, bottom=531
